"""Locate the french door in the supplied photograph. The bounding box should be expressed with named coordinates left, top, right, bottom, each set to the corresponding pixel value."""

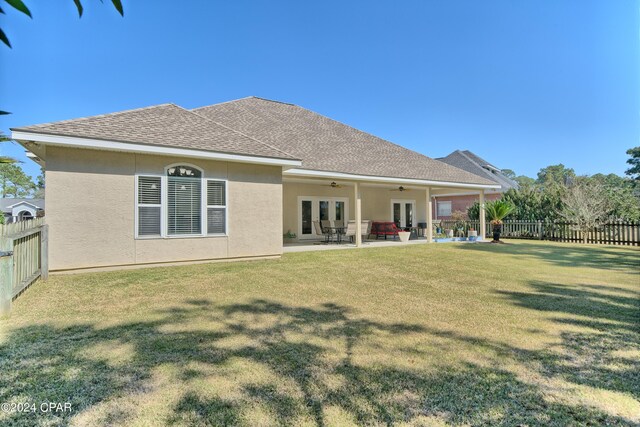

left=298, top=196, right=349, bottom=239
left=391, top=199, right=416, bottom=228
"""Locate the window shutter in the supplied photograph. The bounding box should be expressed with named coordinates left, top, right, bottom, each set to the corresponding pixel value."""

left=167, top=176, right=202, bottom=235
left=137, top=176, right=161, bottom=236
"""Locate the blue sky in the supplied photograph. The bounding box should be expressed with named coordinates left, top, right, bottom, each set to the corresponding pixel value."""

left=1, top=0, right=638, bottom=180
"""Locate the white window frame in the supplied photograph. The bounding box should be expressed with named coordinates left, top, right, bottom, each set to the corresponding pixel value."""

left=135, top=163, right=228, bottom=239
left=205, top=179, right=228, bottom=236
left=437, top=200, right=452, bottom=217
left=135, top=173, right=164, bottom=239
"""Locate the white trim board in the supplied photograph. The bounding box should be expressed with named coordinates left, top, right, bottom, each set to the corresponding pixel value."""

left=284, top=168, right=500, bottom=190
left=432, top=190, right=502, bottom=197
left=11, top=131, right=302, bottom=168
left=6, top=201, right=41, bottom=209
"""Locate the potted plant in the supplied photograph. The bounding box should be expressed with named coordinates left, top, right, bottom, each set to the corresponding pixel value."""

left=283, top=230, right=297, bottom=243
left=397, top=230, right=411, bottom=243
left=485, top=200, right=515, bottom=243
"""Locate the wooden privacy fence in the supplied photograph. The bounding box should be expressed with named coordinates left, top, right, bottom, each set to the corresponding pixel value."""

left=437, top=219, right=640, bottom=246
left=0, top=217, right=48, bottom=315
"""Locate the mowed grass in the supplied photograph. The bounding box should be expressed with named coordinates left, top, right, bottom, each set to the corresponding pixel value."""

left=1, top=240, right=639, bottom=426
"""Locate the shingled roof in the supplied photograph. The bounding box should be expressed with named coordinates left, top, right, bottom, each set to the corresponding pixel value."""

left=193, top=97, right=496, bottom=185
left=13, top=97, right=497, bottom=186
left=12, top=103, right=296, bottom=160
left=437, top=150, right=518, bottom=190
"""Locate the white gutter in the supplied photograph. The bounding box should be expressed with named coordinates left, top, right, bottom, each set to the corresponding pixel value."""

left=11, top=131, right=303, bottom=168
left=284, top=168, right=501, bottom=190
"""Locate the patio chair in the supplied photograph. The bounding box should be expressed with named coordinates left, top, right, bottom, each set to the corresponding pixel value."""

left=361, top=220, right=372, bottom=242
left=321, top=220, right=336, bottom=242
left=313, top=220, right=332, bottom=243
left=344, top=220, right=357, bottom=243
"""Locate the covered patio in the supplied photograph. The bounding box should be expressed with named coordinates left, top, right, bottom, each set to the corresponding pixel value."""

left=282, top=170, right=498, bottom=248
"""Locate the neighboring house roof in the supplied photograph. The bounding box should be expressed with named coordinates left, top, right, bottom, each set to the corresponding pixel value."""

left=12, top=97, right=497, bottom=186
left=436, top=150, right=518, bottom=191
left=193, top=97, right=495, bottom=186
left=12, top=103, right=297, bottom=161
left=0, top=198, right=45, bottom=213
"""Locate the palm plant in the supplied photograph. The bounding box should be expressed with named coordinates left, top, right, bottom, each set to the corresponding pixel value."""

left=485, top=200, right=515, bottom=242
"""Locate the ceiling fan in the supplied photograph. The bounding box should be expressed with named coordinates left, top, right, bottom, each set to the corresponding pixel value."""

left=323, top=181, right=344, bottom=188
left=390, top=186, right=411, bottom=192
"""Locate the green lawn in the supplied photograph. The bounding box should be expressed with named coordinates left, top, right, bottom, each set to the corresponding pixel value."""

left=1, top=240, right=639, bottom=426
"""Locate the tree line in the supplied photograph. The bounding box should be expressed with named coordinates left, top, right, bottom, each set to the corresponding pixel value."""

left=0, top=162, right=44, bottom=198
left=468, top=147, right=640, bottom=230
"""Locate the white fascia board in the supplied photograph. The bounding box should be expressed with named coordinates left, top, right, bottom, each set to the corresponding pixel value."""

left=11, top=131, right=303, bottom=168
left=7, top=201, right=41, bottom=209
left=432, top=189, right=504, bottom=197
left=284, top=168, right=501, bottom=190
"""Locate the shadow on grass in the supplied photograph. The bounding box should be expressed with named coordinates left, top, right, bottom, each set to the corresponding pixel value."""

left=1, top=298, right=637, bottom=426
left=496, top=281, right=640, bottom=401
left=498, top=281, right=640, bottom=333
left=459, top=241, right=640, bottom=272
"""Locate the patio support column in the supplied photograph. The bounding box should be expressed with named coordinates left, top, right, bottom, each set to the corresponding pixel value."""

left=426, top=187, right=433, bottom=243
left=354, top=182, right=362, bottom=247
left=479, top=189, right=486, bottom=240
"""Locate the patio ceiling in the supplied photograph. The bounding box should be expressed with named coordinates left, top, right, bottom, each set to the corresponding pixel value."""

left=282, top=175, right=496, bottom=193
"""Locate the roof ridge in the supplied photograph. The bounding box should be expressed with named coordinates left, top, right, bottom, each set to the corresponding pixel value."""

left=186, top=107, right=299, bottom=160
left=13, top=103, right=179, bottom=129
left=191, top=96, right=257, bottom=110
left=192, top=96, right=295, bottom=111
left=249, top=96, right=295, bottom=106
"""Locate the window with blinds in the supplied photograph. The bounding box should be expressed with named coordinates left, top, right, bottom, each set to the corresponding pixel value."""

left=137, top=176, right=161, bottom=236
left=166, top=165, right=202, bottom=235
left=207, top=180, right=226, bottom=234
left=135, top=166, right=227, bottom=238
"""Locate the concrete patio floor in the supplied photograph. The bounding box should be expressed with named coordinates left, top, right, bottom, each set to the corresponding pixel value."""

left=283, top=237, right=483, bottom=253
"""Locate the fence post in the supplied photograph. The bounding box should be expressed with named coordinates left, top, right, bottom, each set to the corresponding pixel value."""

left=40, top=225, right=48, bottom=281
left=0, top=235, right=14, bottom=316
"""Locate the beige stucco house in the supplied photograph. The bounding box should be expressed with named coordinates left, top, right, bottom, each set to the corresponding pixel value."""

left=11, top=97, right=498, bottom=271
